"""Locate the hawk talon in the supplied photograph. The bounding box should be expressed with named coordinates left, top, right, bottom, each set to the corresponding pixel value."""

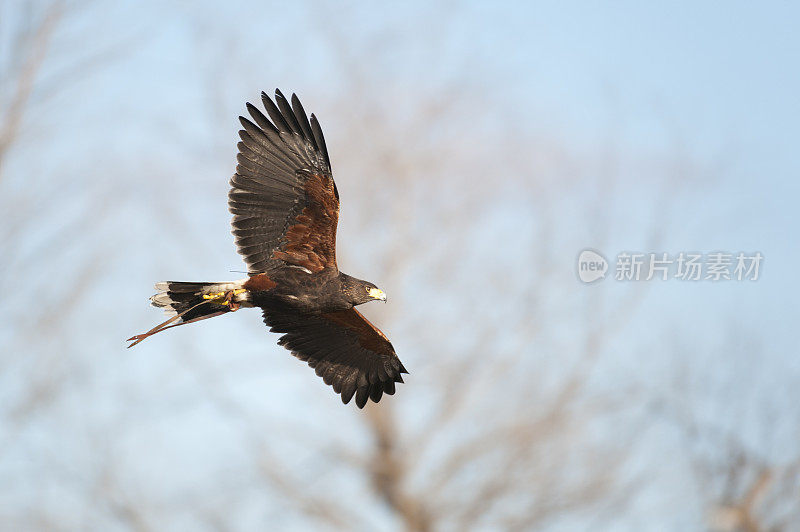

left=226, top=290, right=240, bottom=311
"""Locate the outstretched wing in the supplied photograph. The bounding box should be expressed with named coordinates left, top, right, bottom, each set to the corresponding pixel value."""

left=263, top=307, right=408, bottom=408
left=229, top=89, right=339, bottom=274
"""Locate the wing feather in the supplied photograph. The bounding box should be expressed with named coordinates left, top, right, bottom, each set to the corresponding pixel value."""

left=262, top=307, right=407, bottom=408
left=245, top=102, right=279, bottom=134
left=261, top=91, right=292, bottom=132
left=229, top=89, right=336, bottom=274
left=275, top=89, right=303, bottom=135
left=291, top=93, right=316, bottom=150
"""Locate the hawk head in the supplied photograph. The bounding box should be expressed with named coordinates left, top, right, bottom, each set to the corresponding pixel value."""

left=340, top=274, right=386, bottom=306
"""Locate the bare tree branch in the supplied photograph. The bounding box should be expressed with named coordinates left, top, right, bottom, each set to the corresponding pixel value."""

left=0, top=0, right=62, bottom=180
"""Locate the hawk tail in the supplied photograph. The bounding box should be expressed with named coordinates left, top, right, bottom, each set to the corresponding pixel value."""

left=127, top=280, right=250, bottom=348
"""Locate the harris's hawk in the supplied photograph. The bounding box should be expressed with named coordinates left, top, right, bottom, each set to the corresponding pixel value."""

left=128, top=90, right=406, bottom=408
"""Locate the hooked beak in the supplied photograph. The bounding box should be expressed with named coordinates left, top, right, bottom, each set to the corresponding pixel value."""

left=368, top=287, right=387, bottom=302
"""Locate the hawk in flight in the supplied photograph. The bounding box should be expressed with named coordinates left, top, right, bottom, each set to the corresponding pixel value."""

left=128, top=90, right=407, bottom=408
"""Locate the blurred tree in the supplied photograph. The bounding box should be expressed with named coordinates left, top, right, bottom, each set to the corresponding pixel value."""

left=1, top=2, right=796, bottom=531
left=0, top=0, right=128, bottom=478
left=664, top=333, right=800, bottom=532
left=0, top=1, right=61, bottom=177
left=169, top=10, right=654, bottom=530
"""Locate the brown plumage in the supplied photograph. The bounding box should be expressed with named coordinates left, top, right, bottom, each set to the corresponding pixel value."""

left=128, top=89, right=407, bottom=408
left=271, top=170, right=339, bottom=272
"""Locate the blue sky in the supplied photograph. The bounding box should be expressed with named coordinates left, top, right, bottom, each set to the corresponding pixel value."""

left=3, top=0, right=799, bottom=528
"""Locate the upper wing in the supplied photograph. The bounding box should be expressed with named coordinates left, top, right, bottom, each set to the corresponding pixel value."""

left=263, top=306, right=408, bottom=408
left=229, top=89, right=339, bottom=274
